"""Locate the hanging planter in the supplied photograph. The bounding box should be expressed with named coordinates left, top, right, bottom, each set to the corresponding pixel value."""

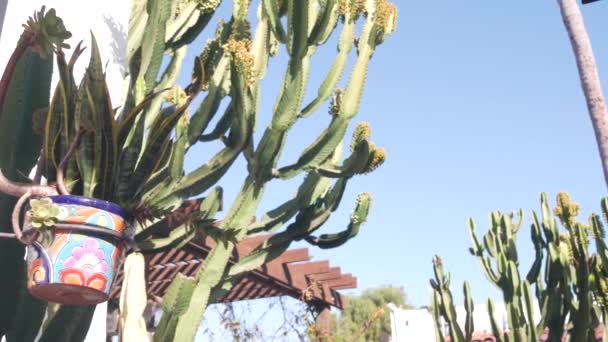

left=17, top=195, right=131, bottom=305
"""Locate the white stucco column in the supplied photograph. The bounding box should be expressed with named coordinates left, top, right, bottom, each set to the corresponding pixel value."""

left=0, top=1, right=7, bottom=40
left=0, top=0, right=129, bottom=102
left=0, top=2, right=130, bottom=341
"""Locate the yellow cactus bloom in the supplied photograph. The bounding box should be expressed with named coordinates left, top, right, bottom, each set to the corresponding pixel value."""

left=554, top=192, right=580, bottom=227
left=224, top=39, right=257, bottom=87
left=351, top=122, right=371, bottom=151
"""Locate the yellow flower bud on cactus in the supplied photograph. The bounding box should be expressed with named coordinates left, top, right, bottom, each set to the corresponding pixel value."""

left=164, top=87, right=188, bottom=106
left=223, top=39, right=256, bottom=87
left=351, top=122, right=371, bottom=152
left=554, top=192, right=580, bottom=227
left=329, top=89, right=344, bottom=116
left=196, top=0, right=221, bottom=13
left=373, top=0, right=398, bottom=45
left=339, top=0, right=364, bottom=19
left=27, top=198, right=61, bottom=230
left=364, top=145, right=386, bottom=173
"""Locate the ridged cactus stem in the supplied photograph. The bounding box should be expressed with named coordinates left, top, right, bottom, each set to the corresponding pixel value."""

left=430, top=256, right=465, bottom=342
left=0, top=32, right=35, bottom=117
left=487, top=299, right=504, bottom=342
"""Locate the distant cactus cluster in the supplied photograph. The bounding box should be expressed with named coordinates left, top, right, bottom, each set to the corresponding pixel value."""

left=431, top=193, right=608, bottom=341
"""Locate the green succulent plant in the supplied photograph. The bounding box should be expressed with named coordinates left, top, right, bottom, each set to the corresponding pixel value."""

left=26, top=198, right=60, bottom=230
left=23, top=6, right=72, bottom=55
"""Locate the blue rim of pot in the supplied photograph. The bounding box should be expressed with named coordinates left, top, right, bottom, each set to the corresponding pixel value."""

left=50, top=195, right=129, bottom=219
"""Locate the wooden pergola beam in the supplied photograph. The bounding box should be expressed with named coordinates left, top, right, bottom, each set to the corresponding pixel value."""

left=111, top=233, right=356, bottom=309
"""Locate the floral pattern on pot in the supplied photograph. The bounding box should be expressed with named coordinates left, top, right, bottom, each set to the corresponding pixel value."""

left=27, top=242, right=51, bottom=288
left=25, top=196, right=129, bottom=305
left=58, top=238, right=109, bottom=291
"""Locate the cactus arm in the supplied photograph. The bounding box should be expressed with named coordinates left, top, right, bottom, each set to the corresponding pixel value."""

left=276, top=1, right=394, bottom=179
left=231, top=175, right=345, bottom=274
left=168, top=109, right=253, bottom=200
left=135, top=222, right=196, bottom=251
left=154, top=274, right=195, bottom=342
left=247, top=199, right=299, bottom=234
left=305, top=192, right=370, bottom=249
left=0, top=33, right=36, bottom=118
left=127, top=0, right=149, bottom=62
left=199, top=101, right=235, bottom=141
left=142, top=47, right=187, bottom=129
left=141, top=0, right=171, bottom=92
left=0, top=43, right=54, bottom=335
left=136, top=192, right=222, bottom=252
left=262, top=0, right=286, bottom=43
left=173, top=241, right=234, bottom=341
left=526, top=212, right=544, bottom=283
left=165, top=2, right=199, bottom=43
left=308, top=0, right=340, bottom=46
left=276, top=117, right=349, bottom=179
left=463, top=281, right=474, bottom=341
left=187, top=58, right=230, bottom=145
left=247, top=168, right=335, bottom=235
left=569, top=226, right=593, bottom=341
left=252, top=4, right=271, bottom=80
left=228, top=226, right=302, bottom=276
left=487, top=299, right=504, bottom=342
left=169, top=114, right=189, bottom=181
left=0, top=7, right=70, bottom=120
left=430, top=291, right=446, bottom=342
left=167, top=10, right=217, bottom=51
left=312, top=141, right=371, bottom=178
left=522, top=281, right=538, bottom=341
left=299, top=9, right=355, bottom=118
left=430, top=256, right=465, bottom=342
left=339, top=1, right=378, bottom=119
left=229, top=202, right=334, bottom=276
left=288, top=0, right=310, bottom=62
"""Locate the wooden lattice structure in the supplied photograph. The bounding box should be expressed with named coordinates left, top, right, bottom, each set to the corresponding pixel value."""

left=110, top=234, right=357, bottom=309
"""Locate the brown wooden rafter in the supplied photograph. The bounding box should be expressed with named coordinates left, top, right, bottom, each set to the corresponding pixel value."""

left=110, top=234, right=356, bottom=309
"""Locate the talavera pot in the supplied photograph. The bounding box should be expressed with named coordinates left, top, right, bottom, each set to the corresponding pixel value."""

left=24, top=195, right=130, bottom=305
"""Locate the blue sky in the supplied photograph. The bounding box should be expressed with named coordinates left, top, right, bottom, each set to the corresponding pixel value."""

left=180, top=0, right=608, bottom=312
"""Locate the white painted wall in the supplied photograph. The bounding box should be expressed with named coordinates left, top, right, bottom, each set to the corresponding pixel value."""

left=0, top=0, right=130, bottom=102
left=0, top=1, right=130, bottom=341
left=388, top=302, right=541, bottom=342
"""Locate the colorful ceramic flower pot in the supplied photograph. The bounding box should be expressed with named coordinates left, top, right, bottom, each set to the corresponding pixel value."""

left=24, top=196, right=130, bottom=305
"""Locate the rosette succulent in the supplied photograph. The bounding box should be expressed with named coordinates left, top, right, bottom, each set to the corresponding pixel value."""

left=27, top=198, right=61, bottom=230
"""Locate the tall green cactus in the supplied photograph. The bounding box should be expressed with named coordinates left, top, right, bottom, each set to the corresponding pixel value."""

left=431, top=192, right=608, bottom=342
left=0, top=0, right=397, bottom=341
left=123, top=0, right=397, bottom=340
left=0, top=7, right=64, bottom=338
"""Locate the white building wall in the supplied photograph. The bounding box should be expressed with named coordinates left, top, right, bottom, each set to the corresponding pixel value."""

left=0, top=2, right=130, bottom=341
left=0, top=0, right=130, bottom=103
left=388, top=302, right=541, bottom=342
